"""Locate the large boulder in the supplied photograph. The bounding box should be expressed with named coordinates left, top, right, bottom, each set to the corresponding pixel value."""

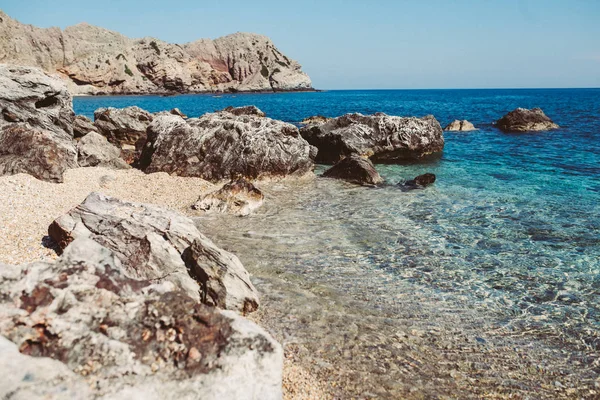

left=140, top=108, right=313, bottom=181
left=496, top=108, right=559, bottom=132
left=300, top=112, right=444, bottom=164
left=73, top=114, right=98, bottom=138
left=93, top=106, right=153, bottom=163
left=0, top=238, right=283, bottom=399
left=0, top=64, right=77, bottom=182
left=444, top=120, right=476, bottom=131
left=77, top=131, right=130, bottom=169
left=322, top=154, right=383, bottom=186
left=48, top=192, right=259, bottom=313
left=192, top=178, right=265, bottom=216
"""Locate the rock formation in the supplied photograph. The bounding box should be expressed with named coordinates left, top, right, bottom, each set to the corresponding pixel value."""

left=0, top=11, right=312, bottom=95
left=444, top=120, right=476, bottom=131
left=322, top=154, right=383, bottom=186
left=73, top=114, right=98, bottom=138
left=193, top=178, right=265, bottom=216
left=300, top=113, right=444, bottom=164
left=141, top=108, right=313, bottom=181
left=300, top=115, right=330, bottom=126
left=0, top=64, right=77, bottom=182
left=496, top=108, right=559, bottom=132
left=220, top=105, right=266, bottom=117
left=0, top=238, right=283, bottom=399
left=400, top=173, right=436, bottom=190
left=48, top=192, right=259, bottom=313
left=77, top=131, right=130, bottom=169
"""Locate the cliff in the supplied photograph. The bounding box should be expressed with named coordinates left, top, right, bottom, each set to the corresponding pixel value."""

left=0, top=11, right=313, bottom=95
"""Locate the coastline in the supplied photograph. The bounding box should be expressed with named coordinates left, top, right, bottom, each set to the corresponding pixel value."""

left=72, top=88, right=321, bottom=98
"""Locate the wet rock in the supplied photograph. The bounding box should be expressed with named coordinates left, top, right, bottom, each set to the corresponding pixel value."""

left=300, top=112, right=444, bottom=164
left=141, top=110, right=313, bottom=181
left=193, top=178, right=264, bottom=216
left=0, top=238, right=283, bottom=399
left=400, top=173, right=436, bottom=189
left=77, top=131, right=130, bottom=169
left=322, top=154, right=383, bottom=186
left=300, top=115, right=330, bottom=126
left=73, top=115, right=98, bottom=138
left=496, top=108, right=559, bottom=132
left=0, top=65, right=77, bottom=182
left=444, top=120, right=476, bottom=131
left=93, top=106, right=153, bottom=163
left=48, top=192, right=259, bottom=313
left=221, top=105, right=266, bottom=117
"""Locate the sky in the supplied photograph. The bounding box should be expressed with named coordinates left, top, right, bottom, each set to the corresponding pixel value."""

left=2, top=0, right=599, bottom=89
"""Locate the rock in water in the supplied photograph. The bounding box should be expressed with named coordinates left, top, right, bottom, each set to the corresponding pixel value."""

left=401, top=173, right=436, bottom=189
left=94, top=106, right=154, bottom=163
left=73, top=115, right=98, bottom=138
left=77, top=131, right=130, bottom=169
left=220, top=105, right=266, bottom=117
left=0, top=11, right=312, bottom=95
left=48, top=192, right=259, bottom=313
left=322, top=154, right=384, bottom=186
left=300, top=115, right=330, bottom=126
left=0, top=238, right=283, bottom=399
left=496, top=108, right=559, bottom=132
left=0, top=64, right=77, bottom=182
left=193, top=178, right=265, bottom=216
left=300, top=113, right=444, bottom=164
left=444, top=120, right=476, bottom=131
left=141, top=109, right=313, bottom=181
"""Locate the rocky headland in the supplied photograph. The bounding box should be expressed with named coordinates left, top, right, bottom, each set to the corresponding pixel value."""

left=0, top=10, right=312, bottom=95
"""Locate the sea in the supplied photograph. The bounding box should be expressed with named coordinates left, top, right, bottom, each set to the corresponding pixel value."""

left=75, top=89, right=600, bottom=398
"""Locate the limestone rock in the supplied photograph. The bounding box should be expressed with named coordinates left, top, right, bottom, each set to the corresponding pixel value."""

left=193, top=178, right=265, bottom=216
left=77, top=131, right=130, bottom=169
left=444, top=120, right=476, bottom=131
left=322, top=154, right=383, bottom=186
left=496, top=108, right=559, bottom=132
left=0, top=11, right=312, bottom=95
left=0, top=64, right=77, bottom=182
left=221, top=105, right=266, bottom=117
left=169, top=108, right=187, bottom=118
left=400, top=173, right=436, bottom=190
left=48, top=192, right=259, bottom=313
left=300, top=115, right=330, bottom=126
left=300, top=113, right=444, bottom=164
left=73, top=115, right=98, bottom=138
left=141, top=109, right=313, bottom=181
left=0, top=238, right=283, bottom=399
left=93, top=106, right=153, bottom=163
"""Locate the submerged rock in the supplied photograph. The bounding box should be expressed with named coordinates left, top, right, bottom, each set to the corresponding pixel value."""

left=48, top=192, right=259, bottom=313
left=193, top=178, right=265, bottom=216
left=444, top=120, right=476, bottom=131
left=400, top=173, right=436, bottom=190
left=322, top=154, right=383, bottom=186
left=0, top=65, right=77, bottom=182
left=0, top=238, right=283, bottom=399
left=300, top=112, right=444, bottom=164
left=496, top=108, right=559, bottom=132
left=141, top=109, right=313, bottom=181
left=77, top=131, right=130, bottom=169
left=73, top=115, right=98, bottom=138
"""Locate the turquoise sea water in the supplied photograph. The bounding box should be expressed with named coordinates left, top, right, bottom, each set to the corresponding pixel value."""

left=75, top=90, right=600, bottom=397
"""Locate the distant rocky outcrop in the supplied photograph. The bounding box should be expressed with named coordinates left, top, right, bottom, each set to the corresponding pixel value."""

left=0, top=238, right=283, bottom=399
left=300, top=113, right=444, bottom=164
left=0, top=64, right=77, bottom=182
left=49, top=192, right=259, bottom=313
left=140, top=108, right=313, bottom=181
left=193, top=178, right=265, bottom=216
left=322, top=154, right=383, bottom=186
left=444, top=120, right=476, bottom=131
left=0, top=11, right=312, bottom=95
left=77, top=131, right=130, bottom=169
left=496, top=108, right=559, bottom=132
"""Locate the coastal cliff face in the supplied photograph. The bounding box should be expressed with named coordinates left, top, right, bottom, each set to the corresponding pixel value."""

left=0, top=11, right=312, bottom=95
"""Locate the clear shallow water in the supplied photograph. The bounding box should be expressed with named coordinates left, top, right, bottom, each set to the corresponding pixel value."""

left=75, top=89, right=600, bottom=397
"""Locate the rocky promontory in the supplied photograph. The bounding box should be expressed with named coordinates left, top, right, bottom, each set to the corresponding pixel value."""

left=0, top=11, right=312, bottom=95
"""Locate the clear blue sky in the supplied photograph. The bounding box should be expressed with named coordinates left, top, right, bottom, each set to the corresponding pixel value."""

left=2, top=0, right=599, bottom=89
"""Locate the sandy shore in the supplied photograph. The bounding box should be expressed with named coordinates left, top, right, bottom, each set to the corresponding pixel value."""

left=0, top=167, right=329, bottom=399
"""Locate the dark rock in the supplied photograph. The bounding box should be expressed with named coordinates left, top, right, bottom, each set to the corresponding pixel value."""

left=193, top=178, right=264, bottom=216
left=221, top=105, right=266, bottom=117
left=48, top=192, right=259, bottom=312
left=496, top=108, right=559, bottom=132
left=72, top=115, right=98, bottom=138
left=444, top=120, right=476, bottom=131
left=300, top=115, right=330, bottom=126
left=322, top=154, right=383, bottom=186
left=169, top=107, right=187, bottom=118
left=300, top=112, right=444, bottom=164
left=401, top=173, right=436, bottom=189
left=77, top=131, right=130, bottom=169
left=141, top=110, right=313, bottom=181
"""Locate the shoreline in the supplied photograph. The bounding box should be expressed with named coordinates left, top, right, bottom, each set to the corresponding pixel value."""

left=73, top=87, right=322, bottom=98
